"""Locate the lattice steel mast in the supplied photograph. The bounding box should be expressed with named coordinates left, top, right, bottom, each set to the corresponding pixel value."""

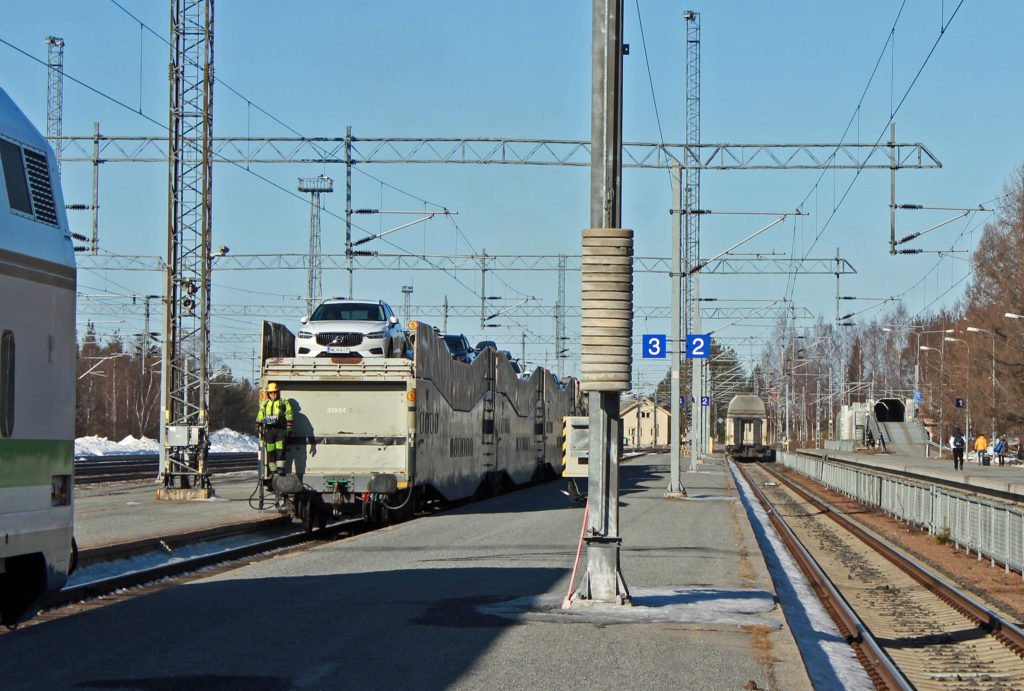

left=298, top=175, right=333, bottom=314
left=159, top=0, right=215, bottom=497
left=683, top=10, right=705, bottom=470
left=44, top=36, right=64, bottom=171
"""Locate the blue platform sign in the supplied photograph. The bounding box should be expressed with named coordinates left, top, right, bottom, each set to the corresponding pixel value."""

left=686, top=334, right=711, bottom=359
left=700, top=396, right=711, bottom=407
left=913, top=390, right=923, bottom=404
left=642, top=334, right=667, bottom=359
left=954, top=397, right=965, bottom=409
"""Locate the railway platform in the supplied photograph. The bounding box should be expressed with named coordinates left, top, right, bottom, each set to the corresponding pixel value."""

left=800, top=446, right=1024, bottom=503
left=8, top=455, right=855, bottom=689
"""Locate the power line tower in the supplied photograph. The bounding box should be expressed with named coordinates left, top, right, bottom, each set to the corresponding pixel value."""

left=298, top=175, right=333, bottom=314
left=159, top=0, right=215, bottom=499
left=44, top=36, right=64, bottom=172
left=683, top=10, right=704, bottom=469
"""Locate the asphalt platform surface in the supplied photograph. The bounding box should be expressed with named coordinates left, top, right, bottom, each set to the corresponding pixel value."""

left=7, top=456, right=814, bottom=690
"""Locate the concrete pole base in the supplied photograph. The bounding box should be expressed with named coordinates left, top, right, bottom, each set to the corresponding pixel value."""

left=573, top=538, right=632, bottom=605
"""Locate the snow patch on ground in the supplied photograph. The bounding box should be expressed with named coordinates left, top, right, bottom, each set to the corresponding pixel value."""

left=75, top=428, right=258, bottom=456
left=728, top=459, right=873, bottom=690
left=208, top=428, right=259, bottom=453
left=483, top=586, right=782, bottom=627
left=75, top=435, right=159, bottom=456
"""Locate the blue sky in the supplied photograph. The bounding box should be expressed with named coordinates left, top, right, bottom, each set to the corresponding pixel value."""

left=2, top=1, right=1021, bottom=390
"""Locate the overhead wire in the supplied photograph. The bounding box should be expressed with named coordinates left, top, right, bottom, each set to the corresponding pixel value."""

left=103, top=0, right=540, bottom=307
left=781, top=1, right=967, bottom=314
left=632, top=0, right=668, bottom=188
left=1, top=31, right=500, bottom=329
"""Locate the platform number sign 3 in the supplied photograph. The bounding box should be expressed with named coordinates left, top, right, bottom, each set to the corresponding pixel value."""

left=642, top=334, right=667, bottom=359
left=686, top=334, right=711, bottom=359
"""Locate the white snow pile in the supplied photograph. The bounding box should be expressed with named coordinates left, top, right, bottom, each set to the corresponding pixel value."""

left=75, top=428, right=258, bottom=456
left=208, top=428, right=259, bottom=453
left=75, top=435, right=160, bottom=456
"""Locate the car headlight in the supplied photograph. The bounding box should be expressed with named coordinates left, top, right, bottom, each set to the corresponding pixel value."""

left=297, top=330, right=313, bottom=339
left=365, top=330, right=386, bottom=339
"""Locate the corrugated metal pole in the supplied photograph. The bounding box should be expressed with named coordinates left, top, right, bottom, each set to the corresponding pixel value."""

left=91, top=122, right=100, bottom=253
left=889, top=122, right=896, bottom=255
left=345, top=125, right=353, bottom=297
left=574, top=0, right=631, bottom=605
left=689, top=271, right=701, bottom=471
left=668, top=165, right=683, bottom=493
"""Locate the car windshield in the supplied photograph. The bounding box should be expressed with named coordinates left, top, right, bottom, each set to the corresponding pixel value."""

left=311, top=303, right=385, bottom=322
left=443, top=335, right=467, bottom=352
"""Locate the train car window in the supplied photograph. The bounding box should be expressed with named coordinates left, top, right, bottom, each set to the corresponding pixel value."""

left=0, top=139, right=33, bottom=216
left=0, top=330, right=13, bottom=437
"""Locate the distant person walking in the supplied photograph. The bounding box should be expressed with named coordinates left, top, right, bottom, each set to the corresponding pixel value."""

left=950, top=428, right=966, bottom=471
left=994, top=435, right=1008, bottom=466
left=974, top=433, right=989, bottom=466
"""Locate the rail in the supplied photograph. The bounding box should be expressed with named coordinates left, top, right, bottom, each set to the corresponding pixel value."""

left=74, top=452, right=257, bottom=484
left=743, top=461, right=1024, bottom=687
left=734, top=462, right=909, bottom=689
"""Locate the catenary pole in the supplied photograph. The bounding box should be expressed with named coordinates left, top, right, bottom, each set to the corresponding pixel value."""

left=574, top=0, right=631, bottom=605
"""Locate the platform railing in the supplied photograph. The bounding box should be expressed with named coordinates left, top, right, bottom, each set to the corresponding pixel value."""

left=779, top=451, right=1024, bottom=578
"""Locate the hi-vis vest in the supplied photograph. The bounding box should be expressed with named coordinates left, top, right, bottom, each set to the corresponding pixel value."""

left=257, top=398, right=293, bottom=427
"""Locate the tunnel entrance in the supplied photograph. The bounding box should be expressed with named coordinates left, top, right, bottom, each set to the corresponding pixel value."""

left=874, top=398, right=906, bottom=423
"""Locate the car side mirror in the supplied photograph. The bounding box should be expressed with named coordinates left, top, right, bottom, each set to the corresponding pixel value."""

left=300, top=316, right=309, bottom=325
left=389, top=316, right=399, bottom=325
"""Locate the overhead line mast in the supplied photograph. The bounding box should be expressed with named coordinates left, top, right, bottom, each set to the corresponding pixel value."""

left=44, top=36, right=64, bottom=172
left=159, top=0, right=215, bottom=499
left=298, top=175, right=333, bottom=314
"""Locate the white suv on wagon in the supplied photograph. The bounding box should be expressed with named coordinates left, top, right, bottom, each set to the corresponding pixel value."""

left=295, top=298, right=407, bottom=358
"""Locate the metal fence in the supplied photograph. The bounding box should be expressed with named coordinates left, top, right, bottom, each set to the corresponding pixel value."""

left=779, top=452, right=1024, bottom=578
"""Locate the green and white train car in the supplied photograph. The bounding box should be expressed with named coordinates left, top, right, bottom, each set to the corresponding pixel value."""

left=0, top=87, right=77, bottom=626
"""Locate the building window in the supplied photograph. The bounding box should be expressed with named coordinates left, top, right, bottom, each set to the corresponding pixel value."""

left=0, top=330, right=13, bottom=437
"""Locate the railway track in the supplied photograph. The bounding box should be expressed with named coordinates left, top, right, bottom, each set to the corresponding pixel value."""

left=74, top=452, right=257, bottom=484
left=736, top=460, right=1024, bottom=689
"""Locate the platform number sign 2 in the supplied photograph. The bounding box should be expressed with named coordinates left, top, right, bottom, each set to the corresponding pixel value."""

left=686, top=334, right=711, bottom=359
left=642, top=334, right=667, bottom=359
